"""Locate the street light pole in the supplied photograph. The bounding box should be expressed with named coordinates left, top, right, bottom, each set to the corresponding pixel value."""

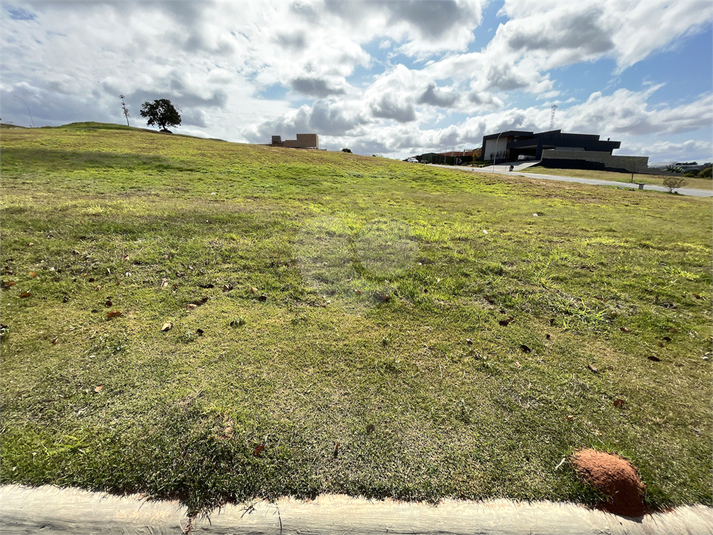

left=492, top=131, right=504, bottom=173
left=14, top=95, right=34, bottom=127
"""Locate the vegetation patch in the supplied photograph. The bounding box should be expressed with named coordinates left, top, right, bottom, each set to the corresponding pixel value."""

left=1, top=123, right=711, bottom=515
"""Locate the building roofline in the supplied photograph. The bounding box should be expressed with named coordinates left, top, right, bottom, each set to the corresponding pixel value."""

left=482, top=130, right=533, bottom=140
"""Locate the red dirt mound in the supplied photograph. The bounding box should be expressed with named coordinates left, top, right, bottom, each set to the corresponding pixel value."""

left=571, top=449, right=647, bottom=517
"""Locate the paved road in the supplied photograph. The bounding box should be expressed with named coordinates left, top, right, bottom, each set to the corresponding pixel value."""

left=434, top=164, right=713, bottom=198
left=2, top=485, right=713, bottom=534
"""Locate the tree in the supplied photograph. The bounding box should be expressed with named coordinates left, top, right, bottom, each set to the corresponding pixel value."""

left=663, top=175, right=687, bottom=193
left=140, top=99, right=181, bottom=132
left=341, top=148, right=352, bottom=153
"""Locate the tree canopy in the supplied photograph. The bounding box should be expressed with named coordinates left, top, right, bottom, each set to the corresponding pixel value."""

left=140, top=99, right=181, bottom=131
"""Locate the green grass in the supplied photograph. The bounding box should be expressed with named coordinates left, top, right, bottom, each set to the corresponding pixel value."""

left=526, top=166, right=713, bottom=190
left=1, top=122, right=711, bottom=515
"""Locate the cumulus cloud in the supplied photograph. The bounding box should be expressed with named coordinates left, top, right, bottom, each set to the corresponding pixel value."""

left=304, top=86, right=712, bottom=160
left=1, top=81, right=113, bottom=126
left=561, top=88, right=713, bottom=136
left=242, top=99, right=369, bottom=141
left=0, top=0, right=710, bottom=164
left=289, top=1, right=320, bottom=21
left=242, top=106, right=311, bottom=143
left=483, top=65, right=531, bottom=91
left=309, top=100, right=370, bottom=134
left=323, top=0, right=486, bottom=55
left=501, top=7, right=615, bottom=58
left=276, top=31, right=308, bottom=51
left=383, top=0, right=470, bottom=39
left=182, top=109, right=208, bottom=128
left=370, top=94, right=417, bottom=123
left=495, top=0, right=713, bottom=70
left=417, top=83, right=458, bottom=108
left=468, top=91, right=504, bottom=110
left=291, top=77, right=346, bottom=98
left=623, top=139, right=712, bottom=164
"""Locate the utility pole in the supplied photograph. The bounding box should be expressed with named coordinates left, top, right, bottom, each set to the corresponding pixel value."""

left=14, top=95, right=34, bottom=127
left=120, top=95, right=130, bottom=126
left=492, top=131, right=504, bottom=172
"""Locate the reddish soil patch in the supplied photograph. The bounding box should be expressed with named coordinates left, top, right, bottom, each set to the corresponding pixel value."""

left=572, top=449, right=647, bottom=517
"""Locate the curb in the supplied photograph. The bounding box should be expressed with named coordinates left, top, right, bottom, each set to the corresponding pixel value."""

left=2, top=485, right=713, bottom=534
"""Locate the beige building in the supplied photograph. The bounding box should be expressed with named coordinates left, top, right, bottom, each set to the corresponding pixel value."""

left=271, top=134, right=319, bottom=149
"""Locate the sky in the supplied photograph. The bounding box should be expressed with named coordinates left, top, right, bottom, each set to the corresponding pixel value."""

left=1, top=0, right=712, bottom=164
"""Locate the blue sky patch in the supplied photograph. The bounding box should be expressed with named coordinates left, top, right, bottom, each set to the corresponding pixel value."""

left=258, top=83, right=289, bottom=101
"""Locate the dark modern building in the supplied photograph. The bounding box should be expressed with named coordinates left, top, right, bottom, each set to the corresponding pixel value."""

left=480, top=129, right=648, bottom=173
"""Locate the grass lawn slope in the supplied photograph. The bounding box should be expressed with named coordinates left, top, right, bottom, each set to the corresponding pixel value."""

left=1, top=123, right=711, bottom=515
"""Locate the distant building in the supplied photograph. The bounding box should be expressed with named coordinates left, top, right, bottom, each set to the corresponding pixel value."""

left=674, top=162, right=701, bottom=171
left=271, top=134, right=319, bottom=149
left=414, top=149, right=478, bottom=165
left=480, top=129, right=648, bottom=173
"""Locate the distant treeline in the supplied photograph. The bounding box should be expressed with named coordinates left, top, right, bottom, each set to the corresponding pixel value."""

left=410, top=148, right=482, bottom=165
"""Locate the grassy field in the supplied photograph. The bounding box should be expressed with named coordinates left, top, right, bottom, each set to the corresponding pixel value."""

left=525, top=166, right=713, bottom=190
left=1, top=123, right=711, bottom=515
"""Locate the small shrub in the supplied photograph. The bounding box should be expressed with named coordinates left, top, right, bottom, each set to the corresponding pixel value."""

left=663, top=175, right=687, bottom=193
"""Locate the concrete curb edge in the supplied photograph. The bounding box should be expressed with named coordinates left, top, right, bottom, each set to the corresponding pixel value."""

left=2, top=485, right=712, bottom=534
